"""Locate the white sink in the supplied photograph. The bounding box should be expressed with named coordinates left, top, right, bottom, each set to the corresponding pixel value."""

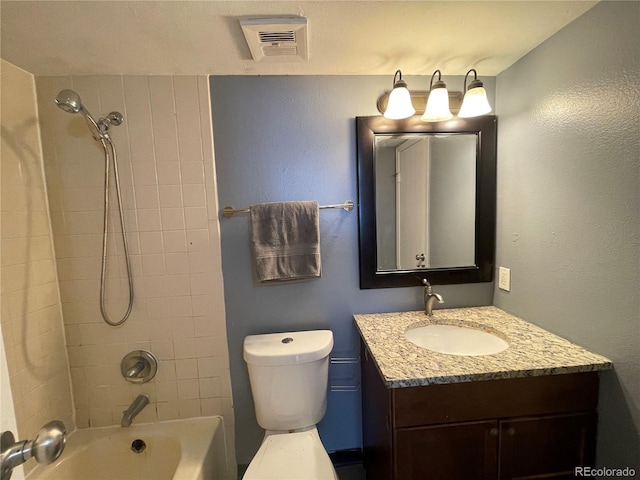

left=405, top=323, right=509, bottom=356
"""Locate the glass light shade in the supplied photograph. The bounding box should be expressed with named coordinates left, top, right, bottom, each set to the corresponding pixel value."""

left=384, top=86, right=415, bottom=120
left=421, top=87, right=452, bottom=122
left=458, top=86, right=492, bottom=118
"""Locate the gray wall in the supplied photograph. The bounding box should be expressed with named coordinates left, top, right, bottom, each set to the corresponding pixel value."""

left=210, top=75, right=495, bottom=464
left=495, top=1, right=640, bottom=468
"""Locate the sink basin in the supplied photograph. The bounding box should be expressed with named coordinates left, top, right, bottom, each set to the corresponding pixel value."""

left=405, top=324, right=509, bottom=356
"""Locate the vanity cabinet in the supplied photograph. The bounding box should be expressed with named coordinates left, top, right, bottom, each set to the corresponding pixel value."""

left=361, top=342, right=599, bottom=480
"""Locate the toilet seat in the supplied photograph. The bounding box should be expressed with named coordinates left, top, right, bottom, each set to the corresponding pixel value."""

left=243, top=427, right=337, bottom=480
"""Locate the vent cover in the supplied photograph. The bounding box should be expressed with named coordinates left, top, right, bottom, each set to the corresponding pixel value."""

left=240, top=17, right=308, bottom=62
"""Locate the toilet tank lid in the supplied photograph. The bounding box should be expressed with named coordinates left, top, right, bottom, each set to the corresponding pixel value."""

left=243, top=330, right=334, bottom=366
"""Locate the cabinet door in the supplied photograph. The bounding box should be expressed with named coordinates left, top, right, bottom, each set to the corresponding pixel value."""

left=395, top=420, right=499, bottom=480
left=499, top=412, right=597, bottom=480
left=361, top=344, right=393, bottom=480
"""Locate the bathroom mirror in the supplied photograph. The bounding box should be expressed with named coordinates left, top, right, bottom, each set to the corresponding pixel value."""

left=356, top=115, right=497, bottom=288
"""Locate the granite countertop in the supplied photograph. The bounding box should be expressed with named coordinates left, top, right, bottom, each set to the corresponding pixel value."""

left=353, top=306, right=612, bottom=388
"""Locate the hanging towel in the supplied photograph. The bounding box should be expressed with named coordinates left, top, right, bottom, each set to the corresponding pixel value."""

left=250, top=201, right=321, bottom=283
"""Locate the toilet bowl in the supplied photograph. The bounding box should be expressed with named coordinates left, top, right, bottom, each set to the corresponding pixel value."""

left=242, top=330, right=337, bottom=480
left=243, top=428, right=336, bottom=480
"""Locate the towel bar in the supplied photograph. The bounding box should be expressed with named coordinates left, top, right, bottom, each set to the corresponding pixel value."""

left=222, top=200, right=354, bottom=218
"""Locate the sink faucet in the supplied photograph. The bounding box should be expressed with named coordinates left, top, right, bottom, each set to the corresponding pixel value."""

left=121, top=395, right=149, bottom=427
left=423, top=279, right=444, bottom=316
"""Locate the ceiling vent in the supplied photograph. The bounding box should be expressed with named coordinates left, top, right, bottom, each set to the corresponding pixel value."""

left=240, top=17, right=308, bottom=62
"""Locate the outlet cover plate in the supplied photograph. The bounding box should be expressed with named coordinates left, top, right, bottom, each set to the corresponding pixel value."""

left=498, top=267, right=511, bottom=291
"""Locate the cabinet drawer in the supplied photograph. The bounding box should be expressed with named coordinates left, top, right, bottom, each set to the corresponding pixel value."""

left=392, top=372, right=599, bottom=428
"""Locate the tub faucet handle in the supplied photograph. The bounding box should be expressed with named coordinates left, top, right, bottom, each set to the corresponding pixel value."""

left=121, top=350, right=158, bottom=384
left=126, top=360, right=146, bottom=378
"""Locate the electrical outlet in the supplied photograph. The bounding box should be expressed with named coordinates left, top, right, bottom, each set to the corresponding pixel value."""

left=498, top=267, right=511, bottom=291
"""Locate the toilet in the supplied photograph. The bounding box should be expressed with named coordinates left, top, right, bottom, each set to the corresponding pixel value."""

left=242, top=329, right=338, bottom=480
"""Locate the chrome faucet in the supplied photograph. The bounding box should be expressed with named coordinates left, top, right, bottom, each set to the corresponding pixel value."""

left=423, top=279, right=444, bottom=316
left=121, top=395, right=149, bottom=427
left=125, top=361, right=146, bottom=379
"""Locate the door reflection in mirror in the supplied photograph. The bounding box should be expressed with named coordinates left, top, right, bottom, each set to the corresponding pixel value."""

left=375, top=133, right=477, bottom=271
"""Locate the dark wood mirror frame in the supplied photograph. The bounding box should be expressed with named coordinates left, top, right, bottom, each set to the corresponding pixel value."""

left=356, top=115, right=497, bottom=288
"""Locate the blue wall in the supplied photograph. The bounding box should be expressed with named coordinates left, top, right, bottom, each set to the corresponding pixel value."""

left=494, top=1, right=640, bottom=468
left=210, top=75, right=495, bottom=463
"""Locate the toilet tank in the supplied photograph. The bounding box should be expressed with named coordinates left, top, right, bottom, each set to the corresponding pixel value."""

left=243, top=330, right=334, bottom=431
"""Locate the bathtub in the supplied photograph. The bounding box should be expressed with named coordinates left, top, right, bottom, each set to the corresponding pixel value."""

left=27, top=416, right=229, bottom=480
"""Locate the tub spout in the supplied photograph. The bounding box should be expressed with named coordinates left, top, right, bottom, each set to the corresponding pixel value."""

left=121, top=395, right=149, bottom=427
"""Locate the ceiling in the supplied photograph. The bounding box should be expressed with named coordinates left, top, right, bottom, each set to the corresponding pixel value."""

left=0, top=1, right=597, bottom=76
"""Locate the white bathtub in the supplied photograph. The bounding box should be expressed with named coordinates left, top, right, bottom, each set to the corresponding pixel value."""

left=27, top=416, right=229, bottom=480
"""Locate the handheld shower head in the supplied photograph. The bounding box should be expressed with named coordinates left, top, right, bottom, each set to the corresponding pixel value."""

left=55, top=89, right=124, bottom=142
left=54, top=89, right=112, bottom=141
left=55, top=89, right=84, bottom=114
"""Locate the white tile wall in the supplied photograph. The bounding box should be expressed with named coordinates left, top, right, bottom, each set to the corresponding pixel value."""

left=35, top=74, right=236, bottom=473
left=1, top=60, right=75, bottom=476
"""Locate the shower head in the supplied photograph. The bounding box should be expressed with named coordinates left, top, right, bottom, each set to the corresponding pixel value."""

left=55, top=89, right=124, bottom=141
left=55, top=89, right=84, bottom=114
left=55, top=89, right=109, bottom=141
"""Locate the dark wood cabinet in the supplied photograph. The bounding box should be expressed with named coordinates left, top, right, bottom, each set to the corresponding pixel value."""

left=361, top=342, right=600, bottom=480
left=499, top=413, right=597, bottom=480
left=396, top=420, right=499, bottom=479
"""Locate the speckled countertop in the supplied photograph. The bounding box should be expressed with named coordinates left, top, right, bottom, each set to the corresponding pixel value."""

left=353, top=306, right=612, bottom=388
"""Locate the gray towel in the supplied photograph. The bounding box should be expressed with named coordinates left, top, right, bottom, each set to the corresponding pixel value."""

left=250, top=201, right=321, bottom=282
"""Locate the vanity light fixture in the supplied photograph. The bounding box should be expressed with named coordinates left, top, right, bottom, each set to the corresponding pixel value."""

left=421, top=70, right=453, bottom=122
left=458, top=69, right=492, bottom=118
left=383, top=70, right=416, bottom=120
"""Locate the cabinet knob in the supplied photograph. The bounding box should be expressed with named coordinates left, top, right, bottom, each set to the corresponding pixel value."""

left=489, top=428, right=498, bottom=436
left=507, top=427, right=515, bottom=436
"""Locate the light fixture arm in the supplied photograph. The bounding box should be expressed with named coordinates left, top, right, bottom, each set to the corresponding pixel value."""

left=464, top=68, right=483, bottom=91
left=393, top=69, right=407, bottom=89
left=429, top=69, right=446, bottom=90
